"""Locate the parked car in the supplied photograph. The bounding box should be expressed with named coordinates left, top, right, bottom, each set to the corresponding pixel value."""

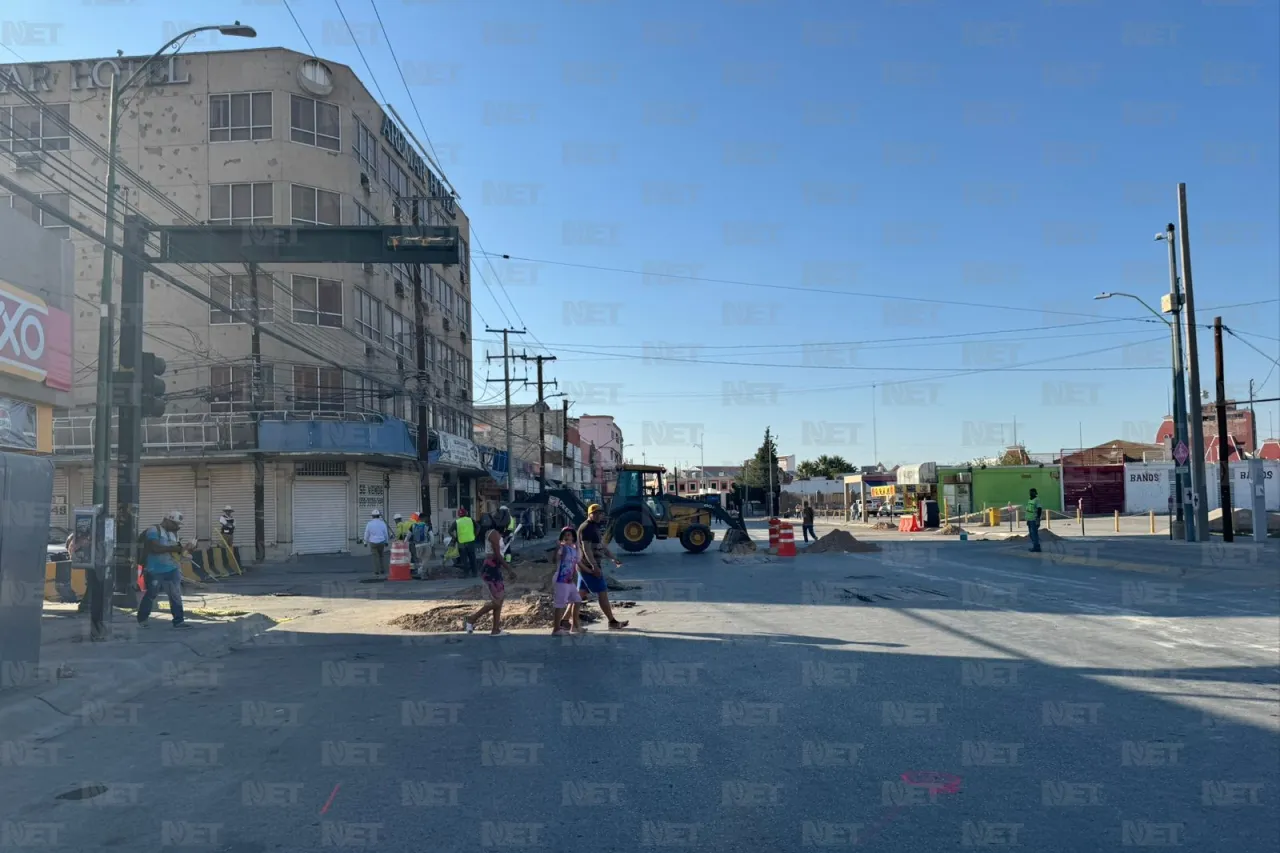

left=47, top=526, right=70, bottom=562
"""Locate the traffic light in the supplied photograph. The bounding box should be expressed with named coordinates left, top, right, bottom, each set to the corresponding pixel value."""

left=140, top=351, right=167, bottom=417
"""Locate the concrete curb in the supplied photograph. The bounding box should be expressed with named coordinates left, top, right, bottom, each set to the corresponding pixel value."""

left=0, top=613, right=275, bottom=745
left=1007, top=550, right=1278, bottom=587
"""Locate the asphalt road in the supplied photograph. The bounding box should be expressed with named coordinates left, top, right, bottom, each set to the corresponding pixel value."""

left=3, top=539, right=1277, bottom=852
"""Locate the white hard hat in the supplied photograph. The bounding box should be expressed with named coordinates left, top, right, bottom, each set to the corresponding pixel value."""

left=371, top=509, right=381, bottom=517
left=394, top=513, right=403, bottom=521
left=223, top=505, right=233, bottom=512
left=164, top=510, right=184, bottom=525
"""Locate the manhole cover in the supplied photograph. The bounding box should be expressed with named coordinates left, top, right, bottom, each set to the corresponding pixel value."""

left=56, top=784, right=108, bottom=801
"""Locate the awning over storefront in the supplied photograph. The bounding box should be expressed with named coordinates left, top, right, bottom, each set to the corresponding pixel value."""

left=896, top=462, right=937, bottom=486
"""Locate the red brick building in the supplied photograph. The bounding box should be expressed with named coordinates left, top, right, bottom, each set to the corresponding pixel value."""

left=1155, top=401, right=1256, bottom=455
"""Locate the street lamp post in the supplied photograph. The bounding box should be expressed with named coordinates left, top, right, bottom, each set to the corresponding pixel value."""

left=88, top=22, right=256, bottom=633
left=1096, top=240, right=1196, bottom=542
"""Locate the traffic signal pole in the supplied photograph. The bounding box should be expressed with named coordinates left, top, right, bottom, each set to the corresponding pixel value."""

left=112, top=215, right=147, bottom=604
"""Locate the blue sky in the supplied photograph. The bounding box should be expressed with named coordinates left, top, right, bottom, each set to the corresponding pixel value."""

left=5, top=0, right=1278, bottom=468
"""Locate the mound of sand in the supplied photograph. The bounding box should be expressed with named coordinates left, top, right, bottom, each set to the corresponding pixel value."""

left=801, top=529, right=882, bottom=554
left=723, top=541, right=759, bottom=555
left=1003, top=529, right=1062, bottom=543
left=937, top=523, right=966, bottom=535
left=871, top=521, right=896, bottom=531
left=392, top=593, right=611, bottom=633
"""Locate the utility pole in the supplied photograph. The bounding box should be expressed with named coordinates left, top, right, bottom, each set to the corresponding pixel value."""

left=486, top=328, right=526, bottom=503
left=249, top=264, right=265, bottom=562
left=1178, top=183, right=1210, bottom=538
left=519, top=354, right=557, bottom=492
left=88, top=73, right=121, bottom=639
left=1161, top=223, right=1195, bottom=541
left=561, top=398, right=571, bottom=491
left=410, top=200, right=431, bottom=524
left=112, top=215, right=146, bottom=610
left=1248, top=379, right=1258, bottom=451
left=1214, top=317, right=1234, bottom=542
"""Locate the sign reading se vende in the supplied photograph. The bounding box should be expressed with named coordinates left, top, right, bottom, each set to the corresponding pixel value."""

left=0, top=278, right=72, bottom=391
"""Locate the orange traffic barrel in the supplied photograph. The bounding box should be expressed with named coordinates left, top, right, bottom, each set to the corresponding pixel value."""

left=777, top=523, right=797, bottom=557
left=388, top=541, right=413, bottom=581
left=769, top=517, right=781, bottom=551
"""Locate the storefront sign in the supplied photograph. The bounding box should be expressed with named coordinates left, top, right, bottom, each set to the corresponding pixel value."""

left=896, top=462, right=937, bottom=486
left=0, top=278, right=73, bottom=391
left=871, top=485, right=896, bottom=498
left=0, top=56, right=190, bottom=93
left=430, top=431, right=481, bottom=469
left=380, top=113, right=456, bottom=218
left=0, top=396, right=38, bottom=450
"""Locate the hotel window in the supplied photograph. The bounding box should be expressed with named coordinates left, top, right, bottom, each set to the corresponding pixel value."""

left=353, top=119, right=378, bottom=178
left=290, top=184, right=340, bottom=225
left=210, top=273, right=274, bottom=324
left=210, top=364, right=274, bottom=413
left=383, top=157, right=409, bottom=207
left=291, top=274, right=343, bottom=327
left=293, top=365, right=344, bottom=412
left=210, top=183, right=273, bottom=225
left=1, top=191, right=70, bottom=239
left=388, top=310, right=410, bottom=358
left=290, top=94, right=340, bottom=151
left=355, top=288, right=383, bottom=344
left=209, top=92, right=272, bottom=142
left=0, top=103, right=70, bottom=152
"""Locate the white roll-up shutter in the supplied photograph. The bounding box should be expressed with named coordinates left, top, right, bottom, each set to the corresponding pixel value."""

left=293, top=479, right=348, bottom=554
left=209, top=464, right=278, bottom=546
left=82, top=467, right=119, bottom=508
left=138, top=467, right=197, bottom=533
left=389, top=467, right=420, bottom=518
left=357, top=466, right=388, bottom=519
left=52, top=470, right=70, bottom=529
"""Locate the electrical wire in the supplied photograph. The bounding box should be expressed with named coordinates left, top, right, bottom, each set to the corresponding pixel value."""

left=1225, top=327, right=1280, bottom=369
left=282, top=0, right=320, bottom=59
left=332, top=0, right=388, bottom=104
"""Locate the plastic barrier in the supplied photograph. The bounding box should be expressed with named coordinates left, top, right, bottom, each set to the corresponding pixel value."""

left=777, top=523, right=796, bottom=557
left=389, top=540, right=413, bottom=581
left=768, top=518, right=781, bottom=554
left=898, top=515, right=922, bottom=533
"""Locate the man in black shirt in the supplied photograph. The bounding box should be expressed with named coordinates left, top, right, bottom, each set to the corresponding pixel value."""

left=577, top=504, right=629, bottom=630
left=802, top=501, right=816, bottom=542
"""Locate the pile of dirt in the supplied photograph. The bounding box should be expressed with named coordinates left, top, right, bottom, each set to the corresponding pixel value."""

left=723, top=540, right=759, bottom=556
left=391, top=593, right=561, bottom=633
left=872, top=521, right=896, bottom=531
left=801, top=529, right=882, bottom=554
left=1004, top=529, right=1063, bottom=543
left=936, top=523, right=966, bottom=535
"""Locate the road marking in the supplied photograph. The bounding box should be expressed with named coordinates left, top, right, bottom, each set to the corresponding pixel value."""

left=320, top=783, right=341, bottom=815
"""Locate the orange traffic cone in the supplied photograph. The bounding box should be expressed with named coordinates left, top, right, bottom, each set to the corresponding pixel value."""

left=388, top=541, right=413, bottom=581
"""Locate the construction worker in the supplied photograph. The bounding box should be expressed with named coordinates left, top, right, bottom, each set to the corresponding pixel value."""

left=1025, top=488, right=1043, bottom=553
left=452, top=507, right=478, bottom=577
left=394, top=513, right=413, bottom=541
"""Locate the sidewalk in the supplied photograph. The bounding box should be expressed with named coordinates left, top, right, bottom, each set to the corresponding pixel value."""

left=1, top=554, right=483, bottom=745
left=1010, top=537, right=1280, bottom=586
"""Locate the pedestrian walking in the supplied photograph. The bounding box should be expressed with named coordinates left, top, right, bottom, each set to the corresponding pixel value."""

left=218, top=505, right=239, bottom=565
left=362, top=509, right=391, bottom=575
left=550, top=526, right=584, bottom=635
left=577, top=504, right=629, bottom=630
left=451, top=508, right=478, bottom=576
left=137, top=510, right=194, bottom=628
left=1025, top=488, right=1043, bottom=553
left=802, top=501, right=816, bottom=542
left=465, top=517, right=508, bottom=635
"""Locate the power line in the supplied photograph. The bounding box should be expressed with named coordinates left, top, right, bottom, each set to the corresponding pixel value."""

left=1225, top=327, right=1280, bottom=369
left=282, top=0, right=320, bottom=58
left=332, top=0, right=388, bottom=104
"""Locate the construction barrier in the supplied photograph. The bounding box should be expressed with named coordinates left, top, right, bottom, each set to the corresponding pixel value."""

left=768, top=518, right=781, bottom=553
left=776, top=523, right=796, bottom=557
left=388, top=541, right=412, bottom=581
left=44, top=561, right=85, bottom=603
left=898, top=515, right=922, bottom=533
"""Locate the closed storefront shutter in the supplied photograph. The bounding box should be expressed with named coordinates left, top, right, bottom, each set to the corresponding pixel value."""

left=52, top=470, right=70, bottom=530
left=82, top=468, right=119, bottom=508
left=357, top=466, right=388, bottom=520
left=389, top=467, right=420, bottom=518
left=209, top=464, right=278, bottom=546
left=293, top=479, right=348, bottom=554
left=138, top=467, right=197, bottom=534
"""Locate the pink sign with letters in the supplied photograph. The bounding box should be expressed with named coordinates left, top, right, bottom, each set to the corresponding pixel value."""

left=0, top=278, right=72, bottom=391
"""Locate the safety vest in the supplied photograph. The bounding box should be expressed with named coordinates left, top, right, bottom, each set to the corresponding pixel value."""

left=395, top=520, right=413, bottom=540
left=455, top=516, right=476, bottom=544
left=1025, top=499, right=1041, bottom=522
left=507, top=516, right=516, bottom=533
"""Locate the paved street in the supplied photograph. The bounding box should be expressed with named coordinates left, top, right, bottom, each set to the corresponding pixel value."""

left=3, top=539, right=1277, bottom=852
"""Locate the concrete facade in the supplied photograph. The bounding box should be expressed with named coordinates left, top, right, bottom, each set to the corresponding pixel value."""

left=1, top=48, right=475, bottom=554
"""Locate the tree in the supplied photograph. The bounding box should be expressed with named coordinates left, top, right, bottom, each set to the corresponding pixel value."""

left=740, top=428, right=783, bottom=514
left=796, top=454, right=853, bottom=480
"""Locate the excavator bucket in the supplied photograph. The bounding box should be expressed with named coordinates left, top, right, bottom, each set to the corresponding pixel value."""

left=719, top=528, right=756, bottom=552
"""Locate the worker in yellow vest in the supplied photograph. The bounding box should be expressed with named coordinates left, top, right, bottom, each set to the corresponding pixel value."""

left=452, top=508, right=478, bottom=577
left=1025, top=488, right=1043, bottom=553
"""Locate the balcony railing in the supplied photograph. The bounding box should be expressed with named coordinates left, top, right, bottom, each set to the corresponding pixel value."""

left=54, top=410, right=400, bottom=456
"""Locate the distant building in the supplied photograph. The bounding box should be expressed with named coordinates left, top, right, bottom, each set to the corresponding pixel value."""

left=1156, top=402, right=1256, bottom=456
